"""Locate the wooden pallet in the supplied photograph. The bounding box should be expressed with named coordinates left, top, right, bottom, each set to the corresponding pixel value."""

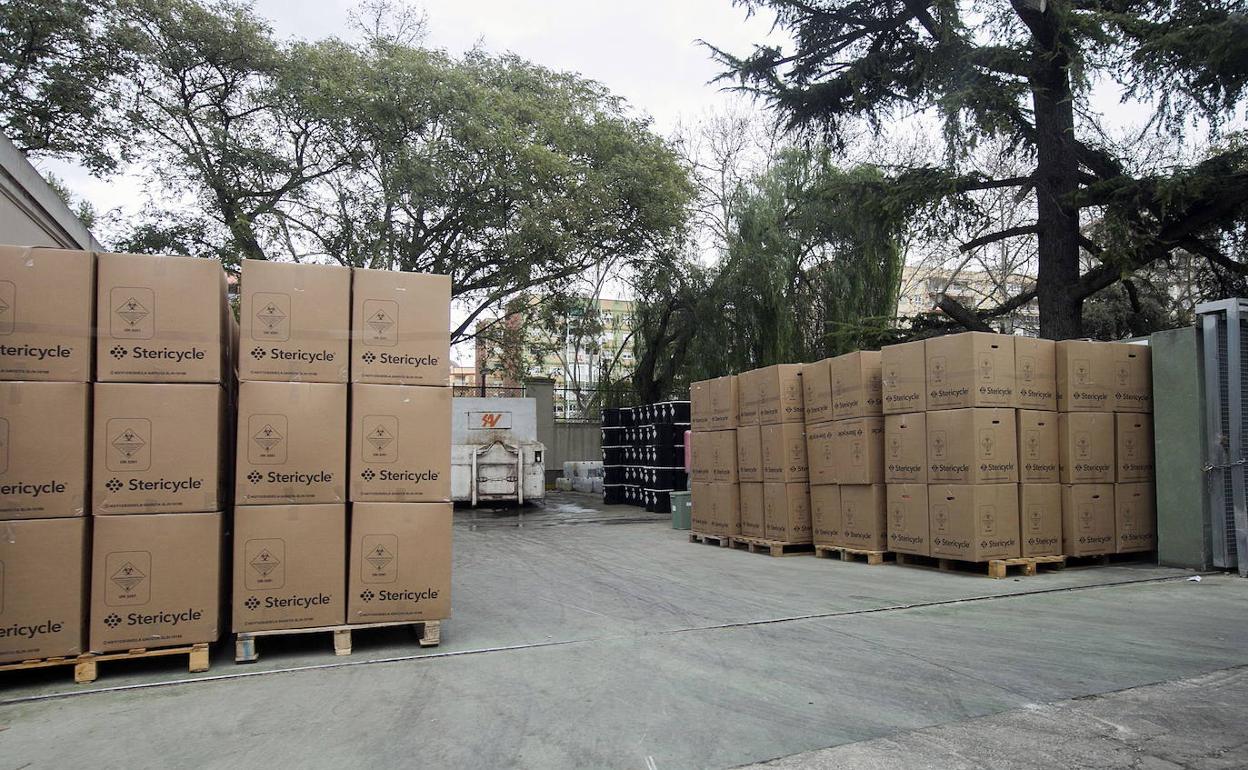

left=689, top=532, right=732, bottom=548
left=235, top=620, right=441, bottom=663
left=731, top=536, right=814, bottom=557
left=1064, top=551, right=1155, bottom=569
left=0, top=643, right=210, bottom=684
left=895, top=552, right=1066, bottom=579
left=814, top=545, right=894, bottom=565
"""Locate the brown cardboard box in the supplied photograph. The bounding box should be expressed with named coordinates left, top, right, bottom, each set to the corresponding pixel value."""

left=810, top=484, right=841, bottom=546
left=351, top=268, right=451, bottom=386
left=1014, top=337, right=1057, bottom=410
left=839, top=484, right=887, bottom=551
left=239, top=259, right=351, bottom=383
left=1062, top=484, right=1115, bottom=556
left=1019, top=483, right=1063, bottom=557
left=738, top=482, right=765, bottom=539
left=1, top=382, right=89, bottom=519
left=689, top=431, right=711, bottom=483
left=928, top=483, right=1021, bottom=561
left=925, top=332, right=1015, bottom=410
left=1017, top=410, right=1059, bottom=484
left=350, top=384, right=451, bottom=502
left=1059, top=412, right=1115, bottom=484
left=884, top=411, right=926, bottom=484
left=0, top=517, right=88, bottom=663
left=90, top=511, right=223, bottom=652
left=761, top=422, right=808, bottom=483
left=833, top=416, right=885, bottom=485
left=758, top=364, right=805, bottom=425
left=233, top=504, right=347, bottom=632
left=708, top=375, right=739, bottom=430
left=1055, top=340, right=1114, bottom=412
left=1116, top=413, right=1155, bottom=482
left=93, top=383, right=225, bottom=514
left=0, top=246, right=93, bottom=382
left=801, top=358, right=834, bottom=425
left=235, top=381, right=347, bottom=505
left=1111, top=343, right=1152, bottom=413
left=831, top=351, right=883, bottom=419
left=926, top=408, right=1018, bottom=484
left=709, top=429, right=738, bottom=484
left=690, top=380, right=711, bottom=430
left=805, top=420, right=839, bottom=486
left=763, top=482, right=811, bottom=543
left=348, top=502, right=452, bottom=623
left=887, top=484, right=929, bottom=556
left=1115, top=482, right=1155, bottom=553
left=736, top=425, right=762, bottom=482
left=691, top=482, right=739, bottom=537
left=881, top=339, right=926, bottom=414
left=737, top=369, right=761, bottom=426
left=96, top=252, right=229, bottom=383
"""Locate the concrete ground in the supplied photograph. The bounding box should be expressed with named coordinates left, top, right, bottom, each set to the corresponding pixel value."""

left=2, top=491, right=1245, bottom=769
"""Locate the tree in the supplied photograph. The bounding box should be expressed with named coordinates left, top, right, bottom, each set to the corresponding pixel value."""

left=712, top=1, right=1248, bottom=339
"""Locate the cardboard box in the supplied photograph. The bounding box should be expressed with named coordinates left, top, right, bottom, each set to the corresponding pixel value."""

left=348, top=502, right=452, bottom=623
left=709, top=429, right=738, bottom=484
left=1111, top=343, right=1152, bottom=413
left=689, top=431, right=711, bottom=483
left=881, top=339, right=926, bottom=414
left=690, top=380, right=711, bottom=430
left=805, top=420, right=839, bottom=486
left=0, top=517, right=88, bottom=663
left=1062, top=484, right=1116, bottom=556
left=925, top=332, right=1015, bottom=410
left=831, top=351, right=883, bottom=419
left=887, top=484, right=929, bottom=556
left=928, top=483, right=1020, bottom=561
left=737, top=369, right=762, bottom=426
left=833, top=416, right=885, bottom=485
left=810, top=484, right=841, bottom=546
left=1018, top=410, right=1059, bottom=484
left=239, top=259, right=351, bottom=383
left=926, top=408, right=1018, bottom=484
left=763, top=482, right=811, bottom=543
left=1115, top=482, right=1156, bottom=553
left=736, top=426, right=762, bottom=482
left=690, top=482, right=739, bottom=537
left=235, top=381, right=347, bottom=505
left=351, top=268, right=451, bottom=386
left=800, top=358, right=834, bottom=425
left=233, top=504, right=347, bottom=632
left=839, top=484, right=887, bottom=551
left=0, top=246, right=93, bottom=381
left=1059, top=412, right=1115, bottom=484
left=758, top=364, right=805, bottom=424
left=1014, top=337, right=1056, bottom=410
left=0, top=382, right=89, bottom=519
left=1055, top=340, right=1114, bottom=412
left=350, top=384, right=451, bottom=502
left=761, top=422, right=808, bottom=483
left=884, top=411, right=926, bottom=484
left=700, top=375, right=737, bottom=430
left=1116, top=413, right=1155, bottom=482
left=93, top=383, right=225, bottom=514
left=90, top=511, right=223, bottom=653
left=1019, top=484, right=1062, bottom=557
left=738, top=482, right=765, bottom=539
left=96, top=252, right=228, bottom=383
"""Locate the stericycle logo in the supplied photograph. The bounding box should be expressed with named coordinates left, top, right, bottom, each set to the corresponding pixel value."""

left=0, top=343, right=72, bottom=360
left=0, top=619, right=64, bottom=639
left=0, top=479, right=66, bottom=497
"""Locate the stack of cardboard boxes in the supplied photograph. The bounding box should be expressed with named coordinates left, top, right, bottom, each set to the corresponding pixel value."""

left=689, top=376, right=739, bottom=537
left=232, top=259, right=351, bottom=634
left=346, top=268, right=453, bottom=625
left=90, top=252, right=231, bottom=653
left=0, top=246, right=94, bottom=665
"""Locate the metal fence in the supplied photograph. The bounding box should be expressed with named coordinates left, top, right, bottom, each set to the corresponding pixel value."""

left=452, top=384, right=527, bottom=399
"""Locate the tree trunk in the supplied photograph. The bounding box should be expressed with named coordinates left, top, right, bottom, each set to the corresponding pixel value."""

left=1022, top=2, right=1083, bottom=340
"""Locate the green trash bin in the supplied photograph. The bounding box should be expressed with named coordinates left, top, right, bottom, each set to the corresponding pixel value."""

left=670, top=491, right=692, bottom=530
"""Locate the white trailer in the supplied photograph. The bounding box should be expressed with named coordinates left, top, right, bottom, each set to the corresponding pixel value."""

left=451, top=397, right=546, bottom=505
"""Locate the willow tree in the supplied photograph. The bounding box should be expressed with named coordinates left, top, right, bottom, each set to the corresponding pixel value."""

left=713, top=1, right=1248, bottom=339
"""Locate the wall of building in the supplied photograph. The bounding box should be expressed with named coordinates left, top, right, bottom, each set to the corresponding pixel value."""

left=548, top=423, right=603, bottom=484
left=0, top=134, right=99, bottom=250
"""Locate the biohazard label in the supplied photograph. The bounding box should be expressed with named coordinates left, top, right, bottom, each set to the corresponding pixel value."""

left=252, top=292, right=290, bottom=341
left=0, top=280, right=14, bottom=336
left=361, top=299, right=398, bottom=346
left=110, top=287, right=154, bottom=339
left=107, top=418, right=151, bottom=471
left=248, top=414, right=288, bottom=464
left=361, top=534, right=398, bottom=583
left=245, top=538, right=285, bottom=590
left=105, top=551, right=151, bottom=606
left=362, top=416, right=398, bottom=462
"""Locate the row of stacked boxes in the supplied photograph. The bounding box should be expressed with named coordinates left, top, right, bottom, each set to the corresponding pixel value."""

left=1, top=244, right=453, bottom=668
left=601, top=403, right=690, bottom=512
left=687, top=331, right=1155, bottom=564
